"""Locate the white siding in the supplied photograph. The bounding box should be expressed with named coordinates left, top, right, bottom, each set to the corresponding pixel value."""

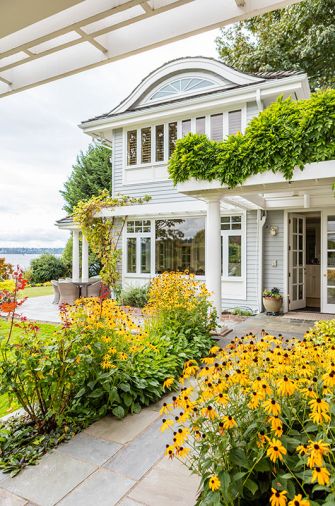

left=247, top=101, right=259, bottom=123
left=263, top=210, right=284, bottom=294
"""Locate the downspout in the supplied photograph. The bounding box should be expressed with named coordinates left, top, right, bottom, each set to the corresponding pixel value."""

left=257, top=209, right=267, bottom=313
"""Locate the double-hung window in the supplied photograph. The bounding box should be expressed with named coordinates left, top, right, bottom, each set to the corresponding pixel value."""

left=221, top=215, right=243, bottom=279
left=126, top=220, right=152, bottom=274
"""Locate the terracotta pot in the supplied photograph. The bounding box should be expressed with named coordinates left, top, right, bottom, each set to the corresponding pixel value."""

left=263, top=296, right=282, bottom=314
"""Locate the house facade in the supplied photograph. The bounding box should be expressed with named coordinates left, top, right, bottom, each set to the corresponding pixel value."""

left=76, top=57, right=335, bottom=316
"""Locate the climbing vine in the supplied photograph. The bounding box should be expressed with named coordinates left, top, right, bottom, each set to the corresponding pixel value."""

left=73, top=190, right=150, bottom=287
left=168, top=89, right=335, bottom=187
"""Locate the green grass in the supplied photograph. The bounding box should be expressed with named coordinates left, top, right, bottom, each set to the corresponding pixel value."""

left=20, top=285, right=53, bottom=298
left=0, top=319, right=60, bottom=418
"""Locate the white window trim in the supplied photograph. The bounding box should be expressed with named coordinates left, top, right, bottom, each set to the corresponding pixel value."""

left=220, top=213, right=246, bottom=282
left=125, top=220, right=155, bottom=276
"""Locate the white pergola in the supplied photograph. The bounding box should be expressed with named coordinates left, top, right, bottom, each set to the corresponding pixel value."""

left=1, top=0, right=302, bottom=99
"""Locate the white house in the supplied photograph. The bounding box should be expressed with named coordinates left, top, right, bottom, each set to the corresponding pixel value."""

left=58, top=57, right=335, bottom=316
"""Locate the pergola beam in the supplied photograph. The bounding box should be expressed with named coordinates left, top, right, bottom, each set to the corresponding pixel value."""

left=0, top=0, right=302, bottom=98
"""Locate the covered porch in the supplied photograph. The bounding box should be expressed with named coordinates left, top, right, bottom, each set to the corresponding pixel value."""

left=177, top=160, right=335, bottom=317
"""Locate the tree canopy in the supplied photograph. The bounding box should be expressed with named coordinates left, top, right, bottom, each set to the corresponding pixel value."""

left=60, top=142, right=112, bottom=214
left=216, top=0, right=335, bottom=91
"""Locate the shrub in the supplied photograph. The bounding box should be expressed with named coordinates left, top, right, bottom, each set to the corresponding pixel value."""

left=0, top=280, right=15, bottom=292
left=29, top=254, right=66, bottom=284
left=306, top=319, right=335, bottom=343
left=119, top=285, right=149, bottom=308
left=162, top=331, right=335, bottom=505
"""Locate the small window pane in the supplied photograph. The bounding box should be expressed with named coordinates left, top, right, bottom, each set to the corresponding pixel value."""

left=182, top=119, right=191, bottom=137
left=168, top=122, right=177, bottom=157
left=228, top=235, right=241, bottom=277
left=127, top=221, right=135, bottom=233
left=127, top=130, right=137, bottom=165
left=143, top=220, right=151, bottom=233
left=210, top=113, right=223, bottom=141
left=155, top=124, right=164, bottom=162
left=228, top=110, right=242, bottom=135
left=141, top=238, right=151, bottom=274
left=196, top=117, right=206, bottom=135
left=141, top=127, right=151, bottom=164
left=328, top=216, right=335, bottom=232
left=127, top=238, right=136, bottom=273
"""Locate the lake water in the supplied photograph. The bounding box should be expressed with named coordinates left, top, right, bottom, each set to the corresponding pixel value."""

left=1, top=254, right=61, bottom=270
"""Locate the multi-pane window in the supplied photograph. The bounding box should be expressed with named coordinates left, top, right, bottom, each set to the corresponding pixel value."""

left=228, top=110, right=242, bottom=135
left=168, top=122, right=177, bottom=157
left=182, top=119, right=191, bottom=137
left=221, top=215, right=243, bottom=278
left=126, top=220, right=152, bottom=274
left=210, top=113, right=223, bottom=141
left=196, top=116, right=206, bottom=135
left=155, top=124, right=164, bottom=162
left=141, top=127, right=151, bottom=164
left=127, top=130, right=137, bottom=165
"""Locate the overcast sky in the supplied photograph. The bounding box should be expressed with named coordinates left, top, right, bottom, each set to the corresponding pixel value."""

left=0, top=30, right=219, bottom=249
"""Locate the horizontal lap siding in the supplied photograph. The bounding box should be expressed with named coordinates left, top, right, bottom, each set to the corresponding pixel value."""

left=247, top=101, right=259, bottom=123
left=113, top=128, right=193, bottom=203
left=263, top=210, right=284, bottom=294
left=222, top=211, right=259, bottom=312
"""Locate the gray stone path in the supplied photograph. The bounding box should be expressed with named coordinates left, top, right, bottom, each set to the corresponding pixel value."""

left=20, top=295, right=61, bottom=323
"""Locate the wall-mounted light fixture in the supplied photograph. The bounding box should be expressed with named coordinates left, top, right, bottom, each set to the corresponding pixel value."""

left=269, top=225, right=279, bottom=237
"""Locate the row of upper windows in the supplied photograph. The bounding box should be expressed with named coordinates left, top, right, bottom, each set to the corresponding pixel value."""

left=126, top=109, right=242, bottom=166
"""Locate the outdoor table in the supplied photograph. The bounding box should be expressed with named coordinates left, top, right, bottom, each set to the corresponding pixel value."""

left=72, top=281, right=94, bottom=298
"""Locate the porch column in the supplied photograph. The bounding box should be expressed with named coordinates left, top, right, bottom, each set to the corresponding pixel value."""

left=72, top=229, right=80, bottom=282
left=205, top=197, right=222, bottom=318
left=81, top=234, right=89, bottom=282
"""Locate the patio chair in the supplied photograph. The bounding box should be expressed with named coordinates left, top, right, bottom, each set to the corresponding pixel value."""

left=58, top=282, right=80, bottom=306
left=87, top=281, right=111, bottom=299
left=51, top=280, right=60, bottom=304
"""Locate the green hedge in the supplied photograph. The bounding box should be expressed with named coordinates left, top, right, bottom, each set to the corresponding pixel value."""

left=168, top=90, right=335, bottom=187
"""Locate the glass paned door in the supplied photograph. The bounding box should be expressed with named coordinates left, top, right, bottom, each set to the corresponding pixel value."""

left=289, top=214, right=306, bottom=310
left=322, top=212, right=335, bottom=313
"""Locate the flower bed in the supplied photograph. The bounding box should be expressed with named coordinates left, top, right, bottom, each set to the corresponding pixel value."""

left=0, top=271, right=215, bottom=475
left=162, top=325, right=335, bottom=505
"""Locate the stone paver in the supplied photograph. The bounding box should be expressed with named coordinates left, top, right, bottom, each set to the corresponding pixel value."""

left=128, top=457, right=200, bottom=506
left=57, top=433, right=121, bottom=466
left=0, top=470, right=7, bottom=483
left=58, top=468, right=135, bottom=506
left=105, top=418, right=170, bottom=481
left=0, top=489, right=28, bottom=506
left=1, top=452, right=96, bottom=506
left=117, top=498, right=145, bottom=506
left=20, top=295, right=61, bottom=323
left=84, top=408, right=159, bottom=444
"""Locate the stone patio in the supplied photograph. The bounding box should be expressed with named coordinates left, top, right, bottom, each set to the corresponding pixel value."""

left=20, top=295, right=61, bottom=323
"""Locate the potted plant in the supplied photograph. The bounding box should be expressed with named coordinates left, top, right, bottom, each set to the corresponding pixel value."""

left=262, top=287, right=283, bottom=315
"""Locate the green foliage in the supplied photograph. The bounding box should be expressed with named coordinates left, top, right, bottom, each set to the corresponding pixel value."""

left=73, top=190, right=150, bottom=287
left=29, top=254, right=66, bottom=284
left=216, top=0, right=335, bottom=90
left=307, top=319, right=335, bottom=344
left=118, top=285, right=149, bottom=308
left=168, top=90, right=335, bottom=186
left=61, top=235, right=101, bottom=278
left=230, top=308, right=253, bottom=317
left=263, top=287, right=282, bottom=299
left=60, top=142, right=112, bottom=214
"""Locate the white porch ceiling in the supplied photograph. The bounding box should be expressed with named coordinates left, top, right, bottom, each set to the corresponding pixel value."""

left=0, top=0, right=302, bottom=98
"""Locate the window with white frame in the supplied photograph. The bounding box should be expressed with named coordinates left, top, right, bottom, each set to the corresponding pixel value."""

left=126, top=220, right=152, bottom=274
left=221, top=215, right=243, bottom=278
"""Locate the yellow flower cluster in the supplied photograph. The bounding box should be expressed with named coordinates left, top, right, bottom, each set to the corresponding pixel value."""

left=162, top=333, right=335, bottom=504
left=144, top=271, right=211, bottom=315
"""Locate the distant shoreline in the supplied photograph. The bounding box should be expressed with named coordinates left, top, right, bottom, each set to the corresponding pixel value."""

left=0, top=248, right=64, bottom=255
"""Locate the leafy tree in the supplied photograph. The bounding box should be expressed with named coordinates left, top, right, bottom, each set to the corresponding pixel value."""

left=60, top=142, right=112, bottom=214
left=216, top=0, right=335, bottom=90
left=30, top=254, right=66, bottom=284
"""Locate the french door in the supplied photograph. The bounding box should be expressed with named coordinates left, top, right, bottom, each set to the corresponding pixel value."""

left=321, top=211, right=335, bottom=313
left=289, top=214, right=306, bottom=310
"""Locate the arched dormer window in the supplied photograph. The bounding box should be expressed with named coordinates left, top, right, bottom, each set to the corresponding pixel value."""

left=148, top=76, right=219, bottom=103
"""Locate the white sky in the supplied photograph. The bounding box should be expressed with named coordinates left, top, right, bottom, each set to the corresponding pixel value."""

left=0, top=30, right=219, bottom=248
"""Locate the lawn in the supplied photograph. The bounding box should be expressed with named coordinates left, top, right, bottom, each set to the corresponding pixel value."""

left=0, top=319, right=59, bottom=417
left=20, top=285, right=53, bottom=298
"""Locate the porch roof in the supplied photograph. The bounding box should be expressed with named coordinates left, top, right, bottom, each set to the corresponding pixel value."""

left=176, top=160, right=335, bottom=210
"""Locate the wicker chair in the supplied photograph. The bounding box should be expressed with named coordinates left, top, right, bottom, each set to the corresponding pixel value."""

left=51, top=280, right=60, bottom=304
left=58, top=282, right=80, bottom=306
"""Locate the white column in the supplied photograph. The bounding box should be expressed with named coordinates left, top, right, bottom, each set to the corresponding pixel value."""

left=205, top=197, right=222, bottom=318
left=81, top=234, right=89, bottom=282
left=72, top=229, right=80, bottom=282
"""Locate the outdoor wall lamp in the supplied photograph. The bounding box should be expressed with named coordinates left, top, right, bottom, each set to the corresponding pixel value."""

left=269, top=225, right=279, bottom=236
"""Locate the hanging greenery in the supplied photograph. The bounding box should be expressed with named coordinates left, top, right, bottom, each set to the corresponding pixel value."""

left=168, top=89, right=335, bottom=187
left=73, top=190, right=150, bottom=287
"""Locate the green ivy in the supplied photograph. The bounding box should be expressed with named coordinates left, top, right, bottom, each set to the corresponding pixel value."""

left=168, top=89, right=335, bottom=187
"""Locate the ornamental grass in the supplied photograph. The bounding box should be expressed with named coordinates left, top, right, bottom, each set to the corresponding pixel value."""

left=162, top=329, right=335, bottom=505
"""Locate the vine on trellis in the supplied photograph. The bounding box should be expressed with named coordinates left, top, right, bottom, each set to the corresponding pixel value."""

left=73, top=190, right=150, bottom=287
